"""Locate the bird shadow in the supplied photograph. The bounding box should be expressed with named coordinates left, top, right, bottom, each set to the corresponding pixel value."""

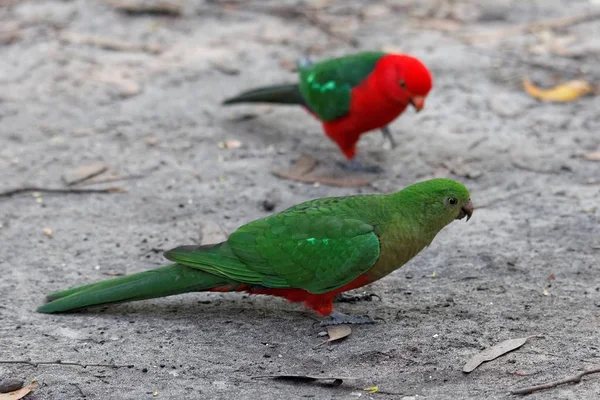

left=51, top=294, right=318, bottom=325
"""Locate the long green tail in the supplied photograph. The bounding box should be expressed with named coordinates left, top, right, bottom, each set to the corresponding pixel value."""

left=222, top=84, right=305, bottom=106
left=37, top=264, right=236, bottom=314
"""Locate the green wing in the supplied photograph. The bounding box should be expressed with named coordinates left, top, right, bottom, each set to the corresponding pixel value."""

left=298, top=51, right=385, bottom=121
left=165, top=198, right=380, bottom=294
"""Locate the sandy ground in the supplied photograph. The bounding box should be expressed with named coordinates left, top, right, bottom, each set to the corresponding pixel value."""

left=1, top=0, right=599, bottom=399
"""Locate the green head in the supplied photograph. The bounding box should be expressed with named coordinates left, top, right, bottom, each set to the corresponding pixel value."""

left=396, top=178, right=473, bottom=230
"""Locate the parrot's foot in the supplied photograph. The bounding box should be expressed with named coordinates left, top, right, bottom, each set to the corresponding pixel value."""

left=380, top=126, right=397, bottom=149
left=319, top=311, right=376, bottom=327
left=337, top=159, right=383, bottom=174
left=297, top=57, right=314, bottom=69
left=334, top=292, right=381, bottom=303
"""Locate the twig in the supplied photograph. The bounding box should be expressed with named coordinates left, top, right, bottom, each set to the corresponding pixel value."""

left=71, top=383, right=86, bottom=398
left=66, top=165, right=109, bottom=186
left=0, top=186, right=125, bottom=198
left=107, top=0, right=182, bottom=17
left=468, top=137, right=488, bottom=151
left=75, top=174, right=144, bottom=186
left=0, top=360, right=133, bottom=368
left=511, top=366, right=600, bottom=395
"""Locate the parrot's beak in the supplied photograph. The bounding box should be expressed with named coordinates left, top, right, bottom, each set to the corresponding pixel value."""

left=410, top=96, right=425, bottom=112
left=457, top=201, right=474, bottom=222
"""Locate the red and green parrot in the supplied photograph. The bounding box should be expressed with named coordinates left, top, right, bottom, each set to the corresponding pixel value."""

left=38, top=178, right=472, bottom=326
left=223, top=51, right=433, bottom=172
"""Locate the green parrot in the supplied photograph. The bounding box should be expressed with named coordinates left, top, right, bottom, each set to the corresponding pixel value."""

left=38, top=178, right=473, bottom=326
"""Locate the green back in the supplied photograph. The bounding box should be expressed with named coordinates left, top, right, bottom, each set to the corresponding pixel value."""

left=298, top=52, right=385, bottom=121
left=165, top=196, right=381, bottom=294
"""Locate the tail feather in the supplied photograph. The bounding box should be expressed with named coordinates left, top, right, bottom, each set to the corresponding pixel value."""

left=222, top=84, right=305, bottom=106
left=38, top=264, right=237, bottom=314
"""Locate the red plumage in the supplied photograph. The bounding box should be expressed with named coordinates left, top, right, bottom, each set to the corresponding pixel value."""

left=211, top=274, right=371, bottom=316
left=319, top=54, right=432, bottom=159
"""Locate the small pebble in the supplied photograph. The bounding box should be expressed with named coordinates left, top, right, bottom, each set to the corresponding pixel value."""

left=262, top=199, right=276, bottom=212
left=0, top=378, right=24, bottom=393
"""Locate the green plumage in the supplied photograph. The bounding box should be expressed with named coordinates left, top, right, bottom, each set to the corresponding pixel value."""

left=222, top=51, right=385, bottom=121
left=38, top=264, right=237, bottom=313
left=298, top=51, right=384, bottom=121
left=165, top=207, right=380, bottom=294
left=38, top=178, right=471, bottom=314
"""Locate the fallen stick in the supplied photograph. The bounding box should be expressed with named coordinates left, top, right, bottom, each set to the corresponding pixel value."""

left=0, top=186, right=125, bottom=198
left=511, top=366, right=600, bottom=395
left=107, top=0, right=182, bottom=17
left=0, top=360, right=133, bottom=369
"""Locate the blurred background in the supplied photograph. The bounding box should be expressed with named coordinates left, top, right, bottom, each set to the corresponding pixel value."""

left=0, top=1, right=599, bottom=399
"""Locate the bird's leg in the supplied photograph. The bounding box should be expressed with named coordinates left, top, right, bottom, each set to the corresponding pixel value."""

left=380, top=126, right=397, bottom=149
left=297, top=57, right=314, bottom=69
left=336, top=159, right=383, bottom=174
left=320, top=311, right=376, bottom=327
left=335, top=292, right=381, bottom=303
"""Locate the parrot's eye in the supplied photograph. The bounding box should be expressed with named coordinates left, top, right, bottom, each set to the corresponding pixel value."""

left=446, top=197, right=458, bottom=206
left=399, top=80, right=406, bottom=88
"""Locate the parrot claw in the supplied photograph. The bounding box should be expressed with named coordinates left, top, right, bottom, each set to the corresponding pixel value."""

left=337, top=159, right=383, bottom=174
left=380, top=126, right=397, bottom=149
left=297, top=57, right=314, bottom=69
left=334, top=292, right=381, bottom=303
left=319, top=311, right=377, bottom=327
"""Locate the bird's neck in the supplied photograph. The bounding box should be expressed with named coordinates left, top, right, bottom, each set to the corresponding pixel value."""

left=365, top=197, right=444, bottom=282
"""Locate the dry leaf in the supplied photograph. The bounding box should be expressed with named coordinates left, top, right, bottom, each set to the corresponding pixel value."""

left=523, top=78, right=593, bottom=102
left=93, top=71, right=141, bottom=98
left=217, top=140, right=242, bottom=149
left=42, top=227, right=53, bottom=238
left=145, top=136, right=159, bottom=146
left=364, top=386, right=379, bottom=394
left=210, top=61, right=240, bottom=76
left=582, top=151, right=600, bottom=161
left=463, top=336, right=539, bottom=373
left=0, top=381, right=37, bottom=400
left=63, top=162, right=109, bottom=186
left=271, top=155, right=373, bottom=187
left=319, top=325, right=351, bottom=345
left=0, top=30, right=20, bottom=45
left=279, top=58, right=296, bottom=72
